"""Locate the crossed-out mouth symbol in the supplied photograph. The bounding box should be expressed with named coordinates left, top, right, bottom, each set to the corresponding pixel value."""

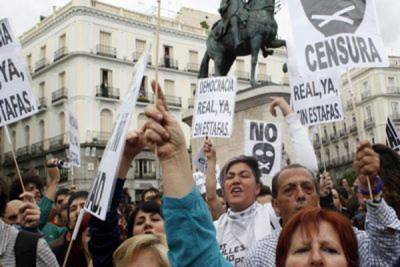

left=311, top=5, right=355, bottom=28
left=258, top=161, right=271, bottom=170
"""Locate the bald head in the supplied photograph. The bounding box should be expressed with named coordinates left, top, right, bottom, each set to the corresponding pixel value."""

left=4, top=200, right=23, bottom=225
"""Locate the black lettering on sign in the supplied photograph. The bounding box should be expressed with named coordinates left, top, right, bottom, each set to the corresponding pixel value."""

left=86, top=171, right=106, bottom=215
left=250, top=122, right=278, bottom=142
left=0, top=22, right=13, bottom=47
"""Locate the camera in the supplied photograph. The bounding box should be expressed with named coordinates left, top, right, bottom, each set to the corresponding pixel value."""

left=47, top=160, right=70, bottom=169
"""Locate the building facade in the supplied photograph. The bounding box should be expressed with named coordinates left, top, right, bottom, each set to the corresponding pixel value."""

left=1, top=0, right=287, bottom=200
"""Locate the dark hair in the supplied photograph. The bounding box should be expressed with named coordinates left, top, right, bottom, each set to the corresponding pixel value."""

left=141, top=187, right=160, bottom=202
left=219, top=155, right=261, bottom=187
left=55, top=188, right=70, bottom=201
left=0, top=177, right=8, bottom=216
left=127, top=200, right=162, bottom=238
left=276, top=207, right=359, bottom=267
left=372, top=144, right=400, bottom=218
left=258, top=185, right=271, bottom=196
left=67, top=191, right=88, bottom=218
left=271, top=164, right=317, bottom=198
left=9, top=173, right=44, bottom=201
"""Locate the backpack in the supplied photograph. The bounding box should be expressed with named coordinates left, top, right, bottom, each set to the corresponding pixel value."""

left=14, top=230, right=39, bottom=267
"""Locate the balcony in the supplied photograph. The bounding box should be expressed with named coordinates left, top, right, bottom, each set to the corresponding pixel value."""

left=96, top=85, right=120, bottom=100
left=340, top=153, right=355, bottom=166
left=350, top=124, right=358, bottom=134
left=257, top=73, right=270, bottom=83
left=31, top=141, right=45, bottom=156
left=132, top=52, right=152, bottom=64
left=391, top=113, right=400, bottom=122
left=235, top=70, right=250, bottom=81
left=54, top=47, right=68, bottom=61
left=322, top=137, right=329, bottom=145
left=52, top=88, right=68, bottom=104
left=346, top=102, right=354, bottom=111
left=134, top=173, right=157, bottom=180
left=387, top=86, right=400, bottom=94
left=96, top=44, right=116, bottom=58
left=37, top=97, right=47, bottom=112
left=159, top=57, right=178, bottom=69
left=138, top=93, right=152, bottom=103
left=330, top=133, right=339, bottom=143
left=313, top=139, right=321, bottom=148
left=48, top=134, right=67, bottom=150
left=90, top=131, right=111, bottom=146
left=364, top=117, right=375, bottom=130
left=16, top=146, right=30, bottom=160
left=339, top=129, right=349, bottom=139
left=34, top=58, right=49, bottom=72
left=165, top=95, right=182, bottom=108
left=188, top=98, right=194, bottom=109
left=187, top=62, right=199, bottom=73
left=360, top=91, right=371, bottom=102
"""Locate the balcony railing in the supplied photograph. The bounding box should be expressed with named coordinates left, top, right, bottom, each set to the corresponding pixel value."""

left=257, top=73, right=270, bottom=82
left=187, top=62, right=199, bottom=73
left=340, top=153, right=355, bottom=165
left=132, top=52, right=152, bottom=64
left=54, top=47, right=68, bottom=61
left=330, top=133, right=339, bottom=143
left=346, top=102, right=354, bottom=111
left=52, top=88, right=68, bottom=104
left=350, top=124, right=358, bottom=134
left=31, top=141, right=45, bottom=156
left=138, top=93, right=152, bottom=103
left=96, top=85, right=120, bottom=100
left=90, top=131, right=111, bottom=146
left=339, top=129, right=349, bottom=138
left=364, top=117, right=375, bottom=130
left=387, top=86, right=400, bottom=94
left=235, top=71, right=250, bottom=80
left=16, top=146, right=30, bottom=159
left=313, top=139, right=321, bottom=148
left=188, top=98, right=194, bottom=109
left=391, top=113, right=400, bottom=122
left=134, top=173, right=157, bottom=180
left=35, top=58, right=49, bottom=72
left=322, top=137, right=329, bottom=145
left=49, top=134, right=67, bottom=150
left=96, top=44, right=116, bottom=58
left=165, top=95, right=182, bottom=107
left=159, top=57, right=178, bottom=69
left=37, top=97, right=47, bottom=111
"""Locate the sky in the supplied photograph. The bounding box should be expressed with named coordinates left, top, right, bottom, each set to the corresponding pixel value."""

left=0, top=0, right=399, bottom=54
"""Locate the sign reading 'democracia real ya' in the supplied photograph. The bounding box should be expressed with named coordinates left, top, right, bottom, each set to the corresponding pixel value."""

left=286, top=0, right=389, bottom=74
left=0, top=18, right=37, bottom=127
left=244, top=120, right=282, bottom=185
left=192, top=76, right=237, bottom=138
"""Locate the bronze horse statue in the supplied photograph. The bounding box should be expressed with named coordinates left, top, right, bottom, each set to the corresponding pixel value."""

left=198, top=0, right=286, bottom=87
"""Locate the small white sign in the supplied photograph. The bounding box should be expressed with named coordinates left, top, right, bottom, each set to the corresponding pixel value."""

left=193, top=171, right=206, bottom=195
left=286, top=0, right=389, bottom=74
left=192, top=76, right=237, bottom=138
left=193, top=146, right=207, bottom=173
left=244, top=120, right=282, bottom=185
left=85, top=45, right=151, bottom=220
left=68, top=112, right=81, bottom=167
left=0, top=18, right=37, bottom=127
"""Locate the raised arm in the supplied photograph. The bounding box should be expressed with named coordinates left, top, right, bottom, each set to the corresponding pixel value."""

left=269, top=97, right=318, bottom=173
left=204, top=138, right=225, bottom=220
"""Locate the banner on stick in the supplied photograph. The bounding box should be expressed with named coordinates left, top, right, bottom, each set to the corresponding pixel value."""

left=386, top=117, right=400, bottom=151
left=68, top=112, right=81, bottom=167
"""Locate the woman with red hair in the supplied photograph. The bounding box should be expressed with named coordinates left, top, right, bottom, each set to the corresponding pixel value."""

left=276, top=207, right=359, bottom=267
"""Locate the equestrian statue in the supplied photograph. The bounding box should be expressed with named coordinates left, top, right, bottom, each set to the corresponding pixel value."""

left=198, top=0, right=286, bottom=87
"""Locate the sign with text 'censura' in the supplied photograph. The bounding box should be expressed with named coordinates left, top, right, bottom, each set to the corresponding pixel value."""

left=192, top=76, right=237, bottom=139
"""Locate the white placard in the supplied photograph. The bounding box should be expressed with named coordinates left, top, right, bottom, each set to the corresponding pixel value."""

left=68, top=112, right=81, bottom=167
left=290, top=71, right=344, bottom=126
left=84, top=45, right=151, bottom=220
left=0, top=18, right=37, bottom=127
left=244, top=120, right=282, bottom=185
left=193, top=171, right=206, bottom=195
left=193, top=146, right=207, bottom=173
left=286, top=0, right=389, bottom=74
left=192, top=76, right=237, bottom=138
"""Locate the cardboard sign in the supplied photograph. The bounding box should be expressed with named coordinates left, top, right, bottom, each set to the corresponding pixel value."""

left=0, top=18, right=37, bottom=126
left=244, top=121, right=282, bottom=185
left=85, top=45, right=151, bottom=220
left=286, top=0, right=389, bottom=74
left=192, top=76, right=237, bottom=138
left=68, top=112, right=81, bottom=167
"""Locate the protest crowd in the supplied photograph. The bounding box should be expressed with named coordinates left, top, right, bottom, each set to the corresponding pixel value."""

left=0, top=81, right=399, bottom=267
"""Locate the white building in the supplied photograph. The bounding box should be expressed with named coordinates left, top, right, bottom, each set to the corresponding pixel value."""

left=1, top=0, right=287, bottom=200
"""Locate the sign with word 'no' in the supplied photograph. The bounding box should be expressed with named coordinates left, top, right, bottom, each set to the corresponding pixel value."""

left=192, top=76, right=237, bottom=138
left=244, top=120, right=282, bottom=185
left=68, top=112, right=81, bottom=167
left=0, top=18, right=37, bottom=127
left=286, top=0, right=388, bottom=75
left=85, top=45, right=151, bottom=220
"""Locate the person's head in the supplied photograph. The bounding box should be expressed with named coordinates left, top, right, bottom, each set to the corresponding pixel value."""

left=114, top=234, right=170, bottom=267
left=55, top=188, right=70, bottom=212
left=3, top=199, right=23, bottom=225
left=0, top=177, right=8, bottom=217
left=372, top=144, right=400, bottom=218
left=9, top=174, right=44, bottom=203
left=257, top=185, right=272, bottom=205
left=67, top=191, right=88, bottom=230
left=219, top=155, right=261, bottom=212
left=141, top=187, right=161, bottom=203
left=341, top=178, right=348, bottom=187
left=76, top=213, right=91, bottom=259
left=127, top=201, right=164, bottom=237
left=331, top=188, right=342, bottom=210
left=271, top=164, right=320, bottom=225
left=276, top=207, right=359, bottom=267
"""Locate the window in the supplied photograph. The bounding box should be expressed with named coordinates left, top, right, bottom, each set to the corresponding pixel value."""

left=335, top=145, right=339, bottom=160
left=100, top=109, right=113, bottom=134
left=135, top=159, right=156, bottom=179
left=59, top=112, right=65, bottom=134
left=189, top=50, right=198, bottom=64
left=39, top=82, right=45, bottom=98
left=332, top=124, right=337, bottom=136
left=139, top=76, right=148, bottom=97
left=12, top=130, right=16, bottom=152
left=391, top=102, right=399, bottom=115
left=101, top=69, right=112, bottom=87
left=40, top=46, right=46, bottom=59
left=24, top=126, right=30, bottom=147
left=236, top=59, right=245, bottom=71
left=258, top=63, right=266, bottom=74
left=59, top=34, right=66, bottom=48
left=39, top=120, right=45, bottom=141
left=163, top=45, right=173, bottom=67
left=343, top=122, right=347, bottom=132
left=136, top=39, right=146, bottom=54
left=100, top=31, right=111, bottom=46
left=323, top=126, right=328, bottom=139
left=325, top=149, right=330, bottom=163
left=191, top=83, right=197, bottom=96
left=164, top=80, right=174, bottom=96
left=59, top=72, right=66, bottom=89
left=27, top=54, right=32, bottom=71
left=365, top=106, right=372, bottom=120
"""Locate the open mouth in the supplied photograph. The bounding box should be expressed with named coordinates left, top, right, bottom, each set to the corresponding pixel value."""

left=231, top=187, right=243, bottom=195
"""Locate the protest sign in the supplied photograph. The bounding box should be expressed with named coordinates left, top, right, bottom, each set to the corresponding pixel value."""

left=386, top=117, right=400, bottom=151
left=290, top=71, right=344, bottom=126
left=0, top=18, right=37, bottom=127
left=85, top=45, right=151, bottom=220
left=244, top=120, right=282, bottom=185
left=193, top=146, right=207, bottom=173
left=192, top=76, right=237, bottom=138
left=68, top=112, right=81, bottom=167
left=286, top=0, right=389, bottom=74
left=193, top=171, right=206, bottom=194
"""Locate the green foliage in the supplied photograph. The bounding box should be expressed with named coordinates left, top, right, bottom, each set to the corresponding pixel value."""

left=200, top=21, right=210, bottom=30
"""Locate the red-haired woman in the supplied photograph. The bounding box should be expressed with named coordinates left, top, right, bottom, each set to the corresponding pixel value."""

left=276, top=207, right=359, bottom=267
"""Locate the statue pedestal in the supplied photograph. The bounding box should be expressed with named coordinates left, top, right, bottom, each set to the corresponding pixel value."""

left=183, top=83, right=301, bottom=186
